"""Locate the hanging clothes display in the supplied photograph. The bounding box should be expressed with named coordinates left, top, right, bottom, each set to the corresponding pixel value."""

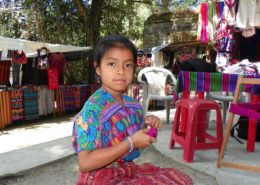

left=10, top=89, right=24, bottom=122
left=0, top=61, right=11, bottom=85
left=63, top=86, right=75, bottom=113
left=38, top=86, right=54, bottom=116
left=236, top=0, right=259, bottom=29
left=74, top=86, right=81, bottom=110
left=11, top=50, right=27, bottom=86
left=80, top=85, right=91, bottom=107
left=48, top=53, right=67, bottom=85
left=48, top=69, right=59, bottom=90
left=55, top=86, right=65, bottom=115
left=0, top=91, right=12, bottom=129
left=23, top=87, right=39, bottom=120
left=21, top=58, right=48, bottom=86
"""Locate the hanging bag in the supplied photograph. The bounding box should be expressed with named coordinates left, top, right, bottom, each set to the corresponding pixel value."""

left=37, top=47, right=49, bottom=70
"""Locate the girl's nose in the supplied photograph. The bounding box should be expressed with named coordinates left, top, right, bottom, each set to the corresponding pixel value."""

left=117, top=66, right=124, bottom=75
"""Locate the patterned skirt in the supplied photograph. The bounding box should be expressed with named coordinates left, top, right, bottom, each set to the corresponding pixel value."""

left=76, top=162, right=193, bottom=185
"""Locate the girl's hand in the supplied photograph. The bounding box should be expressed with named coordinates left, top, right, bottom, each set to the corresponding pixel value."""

left=131, top=130, right=156, bottom=149
left=144, top=115, right=161, bottom=129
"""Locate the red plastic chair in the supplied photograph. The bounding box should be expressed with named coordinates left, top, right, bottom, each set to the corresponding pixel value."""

left=169, top=98, right=223, bottom=162
left=217, top=76, right=260, bottom=172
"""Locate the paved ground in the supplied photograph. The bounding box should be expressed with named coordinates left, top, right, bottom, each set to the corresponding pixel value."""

left=0, top=113, right=218, bottom=185
left=0, top=147, right=217, bottom=185
left=1, top=109, right=260, bottom=185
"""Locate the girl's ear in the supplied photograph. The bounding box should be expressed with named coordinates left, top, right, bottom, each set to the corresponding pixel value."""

left=95, top=66, right=101, bottom=76
left=94, top=61, right=97, bottom=68
left=94, top=61, right=100, bottom=75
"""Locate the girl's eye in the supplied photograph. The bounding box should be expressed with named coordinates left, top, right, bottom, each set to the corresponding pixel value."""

left=125, top=63, right=134, bottom=68
left=107, top=62, right=116, bottom=67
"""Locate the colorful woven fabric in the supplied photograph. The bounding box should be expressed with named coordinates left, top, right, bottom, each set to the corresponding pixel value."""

left=80, top=85, right=90, bottom=107
left=64, top=86, right=75, bottom=113
left=176, top=71, right=260, bottom=94
left=10, top=90, right=24, bottom=121
left=72, top=88, right=143, bottom=161
left=48, top=69, right=59, bottom=90
left=23, top=88, right=39, bottom=120
left=0, top=91, right=12, bottom=128
left=200, top=2, right=209, bottom=43
left=74, top=86, right=81, bottom=110
left=76, top=162, right=193, bottom=185
left=55, top=86, right=65, bottom=115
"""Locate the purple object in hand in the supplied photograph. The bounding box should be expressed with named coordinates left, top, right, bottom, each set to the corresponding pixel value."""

left=147, top=128, right=158, bottom=138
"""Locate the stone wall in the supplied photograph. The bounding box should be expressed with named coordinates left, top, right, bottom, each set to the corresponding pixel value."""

left=143, top=9, right=199, bottom=48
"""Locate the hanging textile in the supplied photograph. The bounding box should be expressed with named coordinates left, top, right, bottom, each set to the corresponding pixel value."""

left=11, top=63, right=21, bottom=86
left=0, top=61, right=11, bottom=85
left=11, top=50, right=27, bottom=64
left=81, top=85, right=91, bottom=107
left=63, top=86, right=75, bottom=113
left=0, top=91, right=12, bottom=129
left=197, top=2, right=210, bottom=43
left=23, top=87, right=39, bottom=120
left=48, top=69, right=59, bottom=90
left=48, top=53, right=67, bottom=84
left=74, top=86, right=81, bottom=110
left=10, top=89, right=24, bottom=122
left=207, top=1, right=217, bottom=41
left=38, top=86, right=54, bottom=116
left=55, top=86, right=65, bottom=115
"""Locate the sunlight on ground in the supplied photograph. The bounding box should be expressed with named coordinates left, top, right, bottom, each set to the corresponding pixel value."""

left=0, top=116, right=74, bottom=153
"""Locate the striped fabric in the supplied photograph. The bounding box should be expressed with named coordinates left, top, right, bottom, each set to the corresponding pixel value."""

left=0, top=91, right=12, bottom=128
left=176, top=71, right=260, bottom=94
left=55, top=86, right=65, bottom=115
left=63, top=86, right=75, bottom=113
left=73, top=85, right=90, bottom=109
left=23, top=88, right=39, bottom=120
left=80, top=85, right=90, bottom=107
left=74, top=86, right=81, bottom=110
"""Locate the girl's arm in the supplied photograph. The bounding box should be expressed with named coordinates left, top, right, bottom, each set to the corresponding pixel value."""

left=78, top=139, right=130, bottom=172
left=78, top=130, right=154, bottom=172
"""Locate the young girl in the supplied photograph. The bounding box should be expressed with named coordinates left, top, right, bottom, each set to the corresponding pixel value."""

left=72, top=34, right=193, bottom=185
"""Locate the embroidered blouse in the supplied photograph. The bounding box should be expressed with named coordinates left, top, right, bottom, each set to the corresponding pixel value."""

left=72, top=88, right=144, bottom=162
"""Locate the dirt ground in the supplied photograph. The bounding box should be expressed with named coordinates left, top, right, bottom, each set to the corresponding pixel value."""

left=0, top=146, right=218, bottom=185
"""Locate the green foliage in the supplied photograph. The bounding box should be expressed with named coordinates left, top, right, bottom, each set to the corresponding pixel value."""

left=64, top=58, right=89, bottom=84
left=0, top=9, right=22, bottom=37
left=21, top=0, right=86, bottom=45
left=100, top=0, right=152, bottom=47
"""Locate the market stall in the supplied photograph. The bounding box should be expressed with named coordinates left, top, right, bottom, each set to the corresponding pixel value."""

left=0, top=36, right=95, bottom=129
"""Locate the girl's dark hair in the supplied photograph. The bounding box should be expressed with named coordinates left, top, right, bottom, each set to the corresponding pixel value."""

left=93, top=34, right=137, bottom=68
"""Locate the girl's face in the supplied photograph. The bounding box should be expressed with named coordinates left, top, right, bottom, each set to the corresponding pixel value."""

left=96, top=47, right=135, bottom=98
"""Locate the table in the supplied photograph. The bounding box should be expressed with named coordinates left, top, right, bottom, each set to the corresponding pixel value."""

left=176, top=71, right=260, bottom=152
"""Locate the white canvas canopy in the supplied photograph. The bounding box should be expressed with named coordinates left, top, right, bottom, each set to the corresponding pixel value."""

left=0, top=36, right=92, bottom=59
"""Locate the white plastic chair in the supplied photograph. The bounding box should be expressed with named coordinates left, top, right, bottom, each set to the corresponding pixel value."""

left=137, top=67, right=177, bottom=124
left=206, top=92, right=233, bottom=124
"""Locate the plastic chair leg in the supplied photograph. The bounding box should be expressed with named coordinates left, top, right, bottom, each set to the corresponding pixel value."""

left=222, top=101, right=229, bottom=124
left=165, top=100, right=170, bottom=124
left=143, top=98, right=149, bottom=117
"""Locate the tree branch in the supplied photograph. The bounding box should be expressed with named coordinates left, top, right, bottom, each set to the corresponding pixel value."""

left=72, top=0, right=88, bottom=20
left=132, top=0, right=152, bottom=5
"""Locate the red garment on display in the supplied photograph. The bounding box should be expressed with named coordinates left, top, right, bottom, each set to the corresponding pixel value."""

left=48, top=53, right=67, bottom=84
left=11, top=50, right=27, bottom=64
left=48, top=69, right=59, bottom=90
left=0, top=61, right=11, bottom=85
